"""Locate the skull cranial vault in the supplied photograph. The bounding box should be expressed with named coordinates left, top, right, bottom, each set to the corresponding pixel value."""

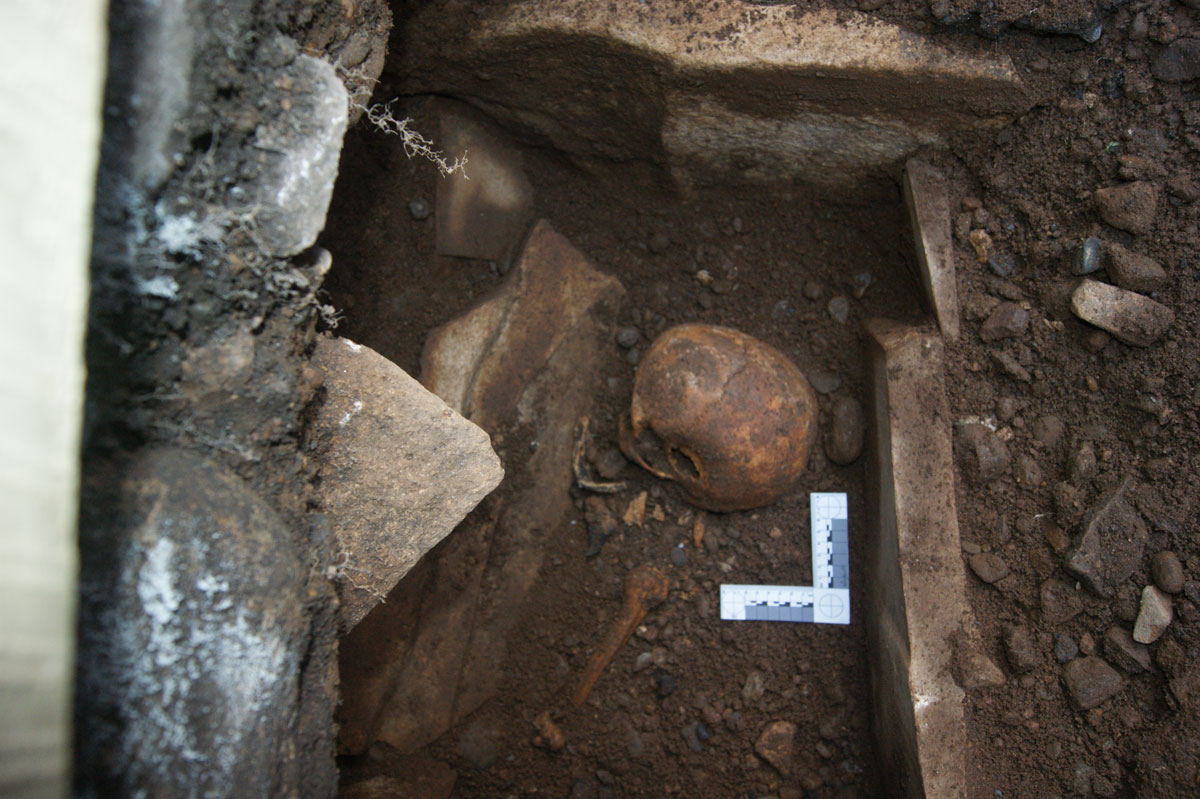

left=621, top=324, right=818, bottom=511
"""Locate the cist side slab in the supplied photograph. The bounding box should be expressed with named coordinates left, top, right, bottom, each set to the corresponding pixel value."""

left=865, top=318, right=968, bottom=799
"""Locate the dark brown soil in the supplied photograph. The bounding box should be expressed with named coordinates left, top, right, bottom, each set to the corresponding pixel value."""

left=321, top=1, right=1200, bottom=797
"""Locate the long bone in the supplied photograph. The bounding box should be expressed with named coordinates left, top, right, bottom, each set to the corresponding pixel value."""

left=574, top=563, right=671, bottom=706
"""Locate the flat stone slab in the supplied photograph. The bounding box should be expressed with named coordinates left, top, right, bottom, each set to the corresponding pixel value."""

left=1071, top=279, right=1174, bottom=347
left=865, top=318, right=967, bottom=799
left=338, top=220, right=624, bottom=756
left=903, top=159, right=960, bottom=340
left=400, top=3, right=1028, bottom=190
left=309, top=336, right=503, bottom=630
left=436, top=103, right=534, bottom=264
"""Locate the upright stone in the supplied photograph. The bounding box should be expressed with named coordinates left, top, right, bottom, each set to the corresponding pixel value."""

left=903, top=159, right=960, bottom=340
left=435, top=103, right=534, bottom=265
left=309, top=336, right=503, bottom=630
left=865, top=318, right=966, bottom=799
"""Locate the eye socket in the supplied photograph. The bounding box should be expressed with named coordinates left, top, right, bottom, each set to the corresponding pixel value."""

left=667, top=446, right=701, bottom=481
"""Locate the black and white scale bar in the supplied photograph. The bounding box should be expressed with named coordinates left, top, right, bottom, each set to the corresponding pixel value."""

left=719, top=493, right=850, bottom=625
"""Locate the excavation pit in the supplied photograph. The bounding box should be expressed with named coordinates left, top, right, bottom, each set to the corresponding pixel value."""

left=314, top=4, right=1013, bottom=796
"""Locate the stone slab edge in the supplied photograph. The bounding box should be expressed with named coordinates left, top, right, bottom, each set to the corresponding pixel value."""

left=903, top=159, right=961, bottom=341
left=865, top=318, right=967, bottom=799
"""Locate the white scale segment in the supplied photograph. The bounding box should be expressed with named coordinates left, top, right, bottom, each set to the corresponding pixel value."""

left=720, top=492, right=850, bottom=625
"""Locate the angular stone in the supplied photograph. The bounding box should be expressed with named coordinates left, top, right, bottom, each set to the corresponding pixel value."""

left=979, top=302, right=1029, bottom=342
left=1151, top=38, right=1200, bottom=82
left=1072, top=280, right=1173, bottom=347
left=1041, top=578, right=1084, bottom=626
left=865, top=319, right=966, bottom=799
left=825, top=396, right=865, bottom=465
left=1103, top=626, right=1151, bottom=673
left=903, top=159, right=960, bottom=340
left=969, top=553, right=1009, bottom=584
left=1133, top=585, right=1173, bottom=644
left=1062, top=657, right=1124, bottom=710
left=1094, top=181, right=1158, bottom=236
left=76, top=448, right=312, bottom=798
left=957, top=422, right=1011, bottom=483
left=436, top=104, right=534, bottom=264
left=1064, top=479, right=1149, bottom=597
left=400, top=4, right=1028, bottom=192
left=1004, top=626, right=1038, bottom=674
left=755, top=721, right=797, bottom=777
left=309, top=336, right=503, bottom=630
left=1105, top=242, right=1168, bottom=294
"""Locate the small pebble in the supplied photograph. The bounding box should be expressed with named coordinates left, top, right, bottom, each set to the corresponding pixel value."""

left=648, top=232, right=671, bottom=253
left=803, top=280, right=823, bottom=300
left=655, top=673, right=677, bottom=697
left=1133, top=585, right=1173, bottom=643
left=827, top=296, right=850, bottom=324
left=1151, top=551, right=1184, bottom=594
left=1071, top=237, right=1103, bottom=275
left=616, top=326, right=641, bottom=348
left=808, top=370, right=842, bottom=395
left=1055, top=634, right=1079, bottom=663
left=987, top=253, right=1017, bottom=278
left=409, top=197, right=432, bottom=220
left=670, top=543, right=687, bottom=568
left=851, top=272, right=873, bottom=299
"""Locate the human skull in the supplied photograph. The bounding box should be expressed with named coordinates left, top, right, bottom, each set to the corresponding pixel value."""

left=621, top=324, right=818, bottom=511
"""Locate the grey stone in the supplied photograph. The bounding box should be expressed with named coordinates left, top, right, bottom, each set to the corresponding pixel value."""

left=1064, top=479, right=1149, bottom=597
left=76, top=448, right=311, bottom=798
left=1103, top=626, right=1151, bottom=673
left=1004, top=626, right=1038, bottom=673
left=992, top=350, right=1032, bottom=382
left=1094, top=182, right=1158, bottom=236
left=969, top=553, right=1009, bottom=584
left=957, top=422, right=1011, bottom=483
left=1013, top=454, right=1043, bottom=489
left=1071, top=279, right=1174, bottom=347
left=1071, top=237, right=1103, bottom=275
left=979, top=302, right=1029, bottom=342
left=616, top=326, right=641, bottom=348
left=1041, top=578, right=1084, bottom=626
left=1151, top=38, right=1200, bottom=82
left=1133, top=585, right=1173, bottom=644
left=1063, top=657, right=1124, bottom=710
left=1151, top=551, right=1185, bottom=594
left=1105, top=242, right=1168, bottom=294
left=825, top=396, right=865, bottom=465
left=1055, top=634, right=1079, bottom=663
left=309, top=336, right=503, bottom=630
left=250, top=55, right=348, bottom=257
